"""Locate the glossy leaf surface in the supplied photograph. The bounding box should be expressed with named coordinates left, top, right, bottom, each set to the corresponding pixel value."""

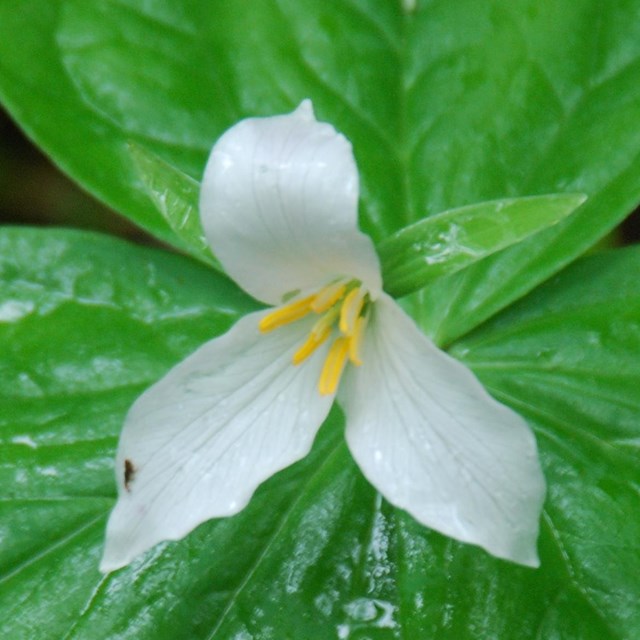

left=1, top=229, right=638, bottom=638
left=1, top=1, right=640, bottom=331
left=452, top=246, right=640, bottom=638
left=2, top=1, right=640, bottom=638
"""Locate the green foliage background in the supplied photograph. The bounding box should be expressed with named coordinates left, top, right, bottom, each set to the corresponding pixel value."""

left=1, top=1, right=639, bottom=638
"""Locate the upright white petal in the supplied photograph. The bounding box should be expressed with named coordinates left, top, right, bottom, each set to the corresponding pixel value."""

left=100, top=310, right=333, bottom=572
left=200, top=101, right=381, bottom=305
left=340, top=295, right=545, bottom=566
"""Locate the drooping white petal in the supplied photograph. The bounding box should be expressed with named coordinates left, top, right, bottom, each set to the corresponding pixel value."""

left=200, top=100, right=381, bottom=305
left=100, top=310, right=334, bottom=572
left=339, top=295, right=545, bottom=566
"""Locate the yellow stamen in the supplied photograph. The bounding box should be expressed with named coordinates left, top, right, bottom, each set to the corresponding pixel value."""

left=258, top=295, right=315, bottom=333
left=257, top=279, right=371, bottom=396
left=311, top=305, right=341, bottom=338
left=292, top=325, right=332, bottom=365
left=318, top=337, right=350, bottom=395
left=348, top=315, right=368, bottom=366
left=310, top=281, right=347, bottom=313
left=339, top=287, right=365, bottom=336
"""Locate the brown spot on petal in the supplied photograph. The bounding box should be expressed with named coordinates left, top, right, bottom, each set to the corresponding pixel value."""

left=124, top=459, right=136, bottom=491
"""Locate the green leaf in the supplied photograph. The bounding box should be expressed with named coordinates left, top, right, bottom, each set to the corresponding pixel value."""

left=451, top=246, right=640, bottom=637
left=2, top=229, right=639, bottom=638
left=0, top=228, right=254, bottom=638
left=127, top=143, right=218, bottom=268
left=1, top=1, right=640, bottom=337
left=379, top=193, right=586, bottom=298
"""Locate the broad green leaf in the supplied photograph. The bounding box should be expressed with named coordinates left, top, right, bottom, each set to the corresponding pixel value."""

left=127, top=143, right=218, bottom=268
left=379, top=193, right=586, bottom=298
left=2, top=228, right=639, bottom=638
left=452, top=246, right=640, bottom=637
left=0, top=227, right=255, bottom=638
left=1, top=1, right=640, bottom=337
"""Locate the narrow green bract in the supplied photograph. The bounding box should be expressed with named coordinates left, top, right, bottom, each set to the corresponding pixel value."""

left=379, top=194, right=586, bottom=297
left=128, top=143, right=219, bottom=268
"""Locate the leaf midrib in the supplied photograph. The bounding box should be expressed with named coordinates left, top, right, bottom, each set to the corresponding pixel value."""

left=0, top=510, right=108, bottom=585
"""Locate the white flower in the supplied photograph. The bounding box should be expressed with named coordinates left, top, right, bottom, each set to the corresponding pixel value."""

left=100, top=101, right=545, bottom=572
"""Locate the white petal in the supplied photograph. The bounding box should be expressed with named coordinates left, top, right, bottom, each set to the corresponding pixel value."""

left=339, top=295, right=545, bottom=566
left=199, top=100, right=381, bottom=305
left=100, top=309, right=333, bottom=572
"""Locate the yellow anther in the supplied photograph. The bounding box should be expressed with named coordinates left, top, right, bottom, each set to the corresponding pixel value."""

left=292, top=325, right=331, bottom=365
left=318, top=337, right=350, bottom=395
left=311, top=281, right=347, bottom=313
left=339, top=287, right=365, bottom=336
left=348, top=315, right=368, bottom=366
left=258, top=295, right=315, bottom=333
left=258, top=279, right=370, bottom=396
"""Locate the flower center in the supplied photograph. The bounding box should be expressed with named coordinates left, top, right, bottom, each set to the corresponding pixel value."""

left=258, top=279, right=370, bottom=395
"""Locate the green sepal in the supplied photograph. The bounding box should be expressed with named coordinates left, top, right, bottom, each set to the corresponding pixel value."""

left=378, top=194, right=586, bottom=298
left=128, top=143, right=219, bottom=269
